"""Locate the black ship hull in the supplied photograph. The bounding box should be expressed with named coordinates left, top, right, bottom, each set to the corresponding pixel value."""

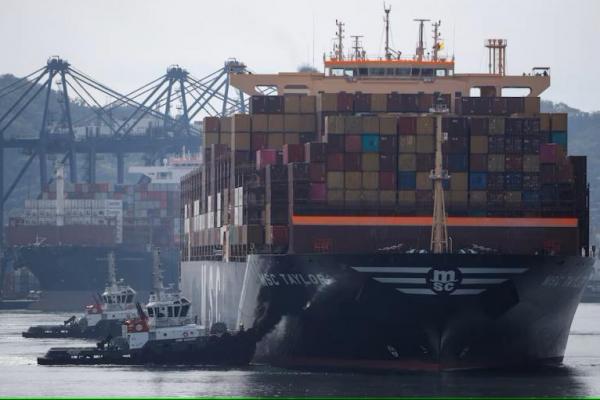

left=37, top=332, right=256, bottom=366
left=9, top=245, right=179, bottom=309
left=181, top=253, right=594, bottom=371
left=22, top=319, right=124, bottom=339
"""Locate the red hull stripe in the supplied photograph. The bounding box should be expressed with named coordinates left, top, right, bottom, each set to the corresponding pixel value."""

left=292, top=215, right=578, bottom=228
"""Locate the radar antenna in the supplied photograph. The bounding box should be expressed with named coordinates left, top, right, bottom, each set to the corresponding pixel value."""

left=429, top=94, right=450, bottom=254
left=414, top=18, right=431, bottom=61
left=351, top=35, right=365, bottom=60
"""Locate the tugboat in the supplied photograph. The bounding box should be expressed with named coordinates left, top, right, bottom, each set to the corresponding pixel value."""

left=37, top=250, right=257, bottom=366
left=23, top=251, right=138, bottom=339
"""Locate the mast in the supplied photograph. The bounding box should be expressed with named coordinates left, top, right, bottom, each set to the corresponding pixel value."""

left=334, top=20, right=345, bottom=60
left=152, top=247, right=163, bottom=293
left=430, top=95, right=450, bottom=254
left=351, top=35, right=364, bottom=60
left=384, top=4, right=392, bottom=60
left=414, top=18, right=430, bottom=61
left=432, top=20, right=441, bottom=62
left=107, top=251, right=117, bottom=287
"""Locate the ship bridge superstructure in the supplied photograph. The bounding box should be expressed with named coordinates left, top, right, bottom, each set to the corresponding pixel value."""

left=230, top=7, right=550, bottom=101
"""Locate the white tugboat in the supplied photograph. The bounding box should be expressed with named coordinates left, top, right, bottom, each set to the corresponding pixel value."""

left=37, top=249, right=257, bottom=365
left=23, top=251, right=139, bottom=339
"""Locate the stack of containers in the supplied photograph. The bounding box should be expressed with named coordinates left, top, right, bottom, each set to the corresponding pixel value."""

left=305, top=142, right=328, bottom=205
left=468, top=117, right=489, bottom=215
left=265, top=164, right=289, bottom=246
left=548, top=113, right=568, bottom=153
left=443, top=117, right=469, bottom=213
left=378, top=116, right=398, bottom=207
left=398, top=116, right=418, bottom=209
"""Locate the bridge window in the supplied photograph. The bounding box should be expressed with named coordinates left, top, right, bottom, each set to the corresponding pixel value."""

left=385, top=68, right=395, bottom=76
left=501, top=88, right=531, bottom=97
left=411, top=68, right=421, bottom=77
left=167, top=307, right=173, bottom=317
left=126, top=294, right=133, bottom=303
left=174, top=306, right=180, bottom=317
left=147, top=308, right=154, bottom=317
left=435, top=69, right=447, bottom=77
left=369, top=68, right=385, bottom=76
left=358, top=68, right=368, bottom=76
left=422, top=68, right=434, bottom=77
left=344, top=69, right=354, bottom=77
left=396, top=68, right=411, bottom=76
left=181, top=305, right=190, bottom=317
left=331, top=68, right=344, bottom=76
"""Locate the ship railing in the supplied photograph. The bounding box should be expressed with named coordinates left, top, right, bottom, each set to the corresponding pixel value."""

left=326, top=53, right=453, bottom=64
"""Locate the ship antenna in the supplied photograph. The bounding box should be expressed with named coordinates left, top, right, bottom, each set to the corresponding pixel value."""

left=414, top=18, right=431, bottom=61
left=334, top=19, right=345, bottom=60
left=107, top=251, right=117, bottom=287
left=430, top=94, right=450, bottom=254
left=432, top=20, right=442, bottom=62
left=384, top=4, right=392, bottom=60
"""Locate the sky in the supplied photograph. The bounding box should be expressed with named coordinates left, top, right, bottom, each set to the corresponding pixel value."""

left=1, top=0, right=599, bottom=111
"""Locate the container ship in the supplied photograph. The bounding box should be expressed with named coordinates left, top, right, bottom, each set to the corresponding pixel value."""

left=3, top=154, right=199, bottom=310
left=180, top=12, right=594, bottom=370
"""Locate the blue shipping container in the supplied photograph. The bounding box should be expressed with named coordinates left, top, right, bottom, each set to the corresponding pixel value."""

left=361, top=134, right=380, bottom=152
left=469, top=172, right=487, bottom=190
left=550, top=132, right=567, bottom=146
left=398, top=172, right=416, bottom=189
left=446, top=155, right=468, bottom=172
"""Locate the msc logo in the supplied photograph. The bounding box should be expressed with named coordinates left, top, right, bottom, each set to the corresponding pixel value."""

left=427, top=267, right=462, bottom=294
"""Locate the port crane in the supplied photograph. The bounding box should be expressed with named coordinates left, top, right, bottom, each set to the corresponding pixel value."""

left=0, top=56, right=262, bottom=252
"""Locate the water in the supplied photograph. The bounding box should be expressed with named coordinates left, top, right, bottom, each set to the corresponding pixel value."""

left=1, top=305, right=600, bottom=397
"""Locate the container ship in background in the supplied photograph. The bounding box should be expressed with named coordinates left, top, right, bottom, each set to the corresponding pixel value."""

left=3, top=153, right=200, bottom=310
left=180, top=11, right=594, bottom=371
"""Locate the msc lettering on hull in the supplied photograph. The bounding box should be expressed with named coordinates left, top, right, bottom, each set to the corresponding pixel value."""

left=259, top=273, right=331, bottom=287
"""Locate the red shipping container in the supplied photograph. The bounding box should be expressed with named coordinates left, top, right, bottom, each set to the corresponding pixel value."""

left=309, top=163, right=326, bottom=182
left=398, top=117, right=417, bottom=135
left=256, top=149, right=278, bottom=170
left=337, top=92, right=354, bottom=112
left=270, top=225, right=289, bottom=246
left=539, top=143, right=563, bottom=164
left=344, top=153, right=361, bottom=171
left=345, top=135, right=362, bottom=152
left=309, top=183, right=327, bottom=201
left=379, top=172, right=396, bottom=190
left=305, top=142, right=326, bottom=162
left=283, top=144, right=305, bottom=164
left=251, top=133, right=267, bottom=151
left=327, top=153, right=344, bottom=171
left=505, top=155, right=523, bottom=171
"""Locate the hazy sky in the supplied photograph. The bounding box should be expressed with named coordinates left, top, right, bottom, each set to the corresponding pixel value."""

left=1, top=0, right=599, bottom=111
